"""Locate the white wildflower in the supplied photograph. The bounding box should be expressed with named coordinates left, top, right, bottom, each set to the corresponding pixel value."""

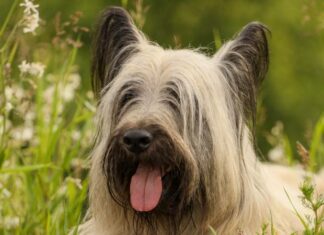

left=22, top=13, right=39, bottom=33
left=57, top=177, right=83, bottom=196
left=2, top=217, right=20, bottom=229
left=43, top=86, right=55, bottom=103
left=62, top=74, right=80, bottom=102
left=86, top=91, right=94, bottom=99
left=20, top=0, right=40, bottom=34
left=29, top=62, right=45, bottom=77
left=62, top=84, right=75, bottom=102
left=57, top=184, right=67, bottom=196
left=268, top=145, right=285, bottom=162
left=271, top=121, right=284, bottom=137
left=18, top=60, right=45, bottom=78
left=21, top=127, right=34, bottom=141
left=25, top=111, right=35, bottom=127
left=12, top=85, right=25, bottom=100
left=2, top=188, right=12, bottom=198
left=67, top=177, right=83, bottom=190
left=71, top=158, right=88, bottom=170
left=4, top=87, right=14, bottom=100
left=52, top=117, right=63, bottom=132
left=71, top=130, right=81, bottom=141
left=5, top=102, right=13, bottom=112
left=68, top=73, right=81, bottom=89
left=18, top=60, right=30, bottom=74
left=41, top=88, right=54, bottom=124
left=12, top=126, right=34, bottom=141
left=20, top=0, right=39, bottom=14
left=25, top=111, right=35, bottom=121
left=0, top=183, right=11, bottom=198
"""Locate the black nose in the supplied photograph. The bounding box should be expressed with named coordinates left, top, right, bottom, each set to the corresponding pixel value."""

left=122, top=129, right=153, bottom=153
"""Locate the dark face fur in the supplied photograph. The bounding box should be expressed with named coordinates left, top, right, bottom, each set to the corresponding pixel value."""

left=91, top=6, right=269, bottom=235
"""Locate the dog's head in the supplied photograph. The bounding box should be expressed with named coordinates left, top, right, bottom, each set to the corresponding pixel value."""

left=91, top=6, right=269, bottom=233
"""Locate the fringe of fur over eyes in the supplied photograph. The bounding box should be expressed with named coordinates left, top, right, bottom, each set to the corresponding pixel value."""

left=76, top=6, right=324, bottom=235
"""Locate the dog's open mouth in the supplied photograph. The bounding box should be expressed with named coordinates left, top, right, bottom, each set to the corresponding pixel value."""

left=129, top=163, right=165, bottom=212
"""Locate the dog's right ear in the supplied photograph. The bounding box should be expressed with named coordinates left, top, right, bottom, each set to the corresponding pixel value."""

left=91, top=7, right=144, bottom=97
left=213, top=22, right=269, bottom=130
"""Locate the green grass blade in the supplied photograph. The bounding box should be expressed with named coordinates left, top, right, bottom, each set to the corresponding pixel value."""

left=0, top=0, right=19, bottom=38
left=0, top=163, right=60, bottom=174
left=309, top=115, right=324, bottom=172
left=284, top=188, right=309, bottom=230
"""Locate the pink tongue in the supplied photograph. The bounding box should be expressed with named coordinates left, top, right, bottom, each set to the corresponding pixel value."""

left=130, top=164, right=162, bottom=212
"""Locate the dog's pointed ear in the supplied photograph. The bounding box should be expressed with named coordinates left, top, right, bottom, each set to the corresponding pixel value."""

left=214, top=22, right=269, bottom=126
left=91, top=7, right=145, bottom=97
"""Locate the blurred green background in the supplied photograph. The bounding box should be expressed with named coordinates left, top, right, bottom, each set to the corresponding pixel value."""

left=1, top=0, right=323, bottom=154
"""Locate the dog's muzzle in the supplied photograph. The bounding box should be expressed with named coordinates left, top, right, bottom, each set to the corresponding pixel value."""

left=105, top=124, right=194, bottom=217
left=119, top=128, right=163, bottom=213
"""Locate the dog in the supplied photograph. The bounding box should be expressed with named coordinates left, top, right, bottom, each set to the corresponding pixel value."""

left=78, top=6, right=324, bottom=235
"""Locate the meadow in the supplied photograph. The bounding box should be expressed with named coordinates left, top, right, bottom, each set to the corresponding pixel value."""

left=0, top=0, right=323, bottom=234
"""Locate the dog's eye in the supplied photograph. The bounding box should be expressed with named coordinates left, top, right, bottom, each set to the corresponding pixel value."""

left=165, top=88, right=181, bottom=114
left=120, top=90, right=136, bottom=108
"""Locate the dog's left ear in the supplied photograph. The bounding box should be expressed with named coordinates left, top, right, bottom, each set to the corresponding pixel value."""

left=214, top=22, right=269, bottom=125
left=91, top=7, right=145, bottom=98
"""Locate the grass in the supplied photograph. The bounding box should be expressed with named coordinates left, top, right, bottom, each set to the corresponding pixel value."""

left=0, top=1, right=93, bottom=234
left=0, top=1, right=323, bottom=234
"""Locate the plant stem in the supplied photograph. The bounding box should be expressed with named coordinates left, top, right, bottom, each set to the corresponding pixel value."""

left=0, top=0, right=19, bottom=38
